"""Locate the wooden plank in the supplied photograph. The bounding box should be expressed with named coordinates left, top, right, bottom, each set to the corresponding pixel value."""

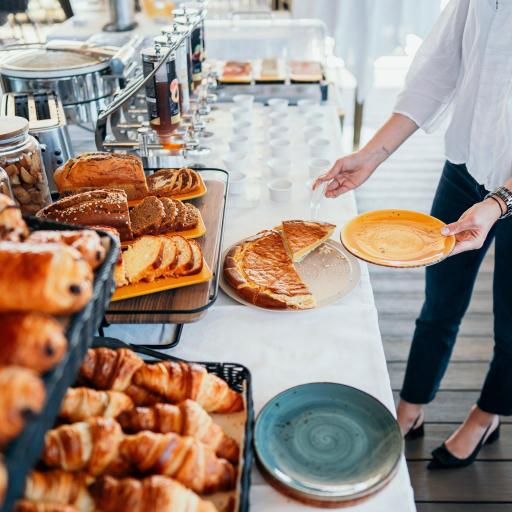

left=106, top=177, right=226, bottom=324
left=405, top=424, right=512, bottom=461
left=392, top=391, right=512, bottom=424
left=388, top=362, right=489, bottom=391
left=417, top=504, right=512, bottom=512
left=408, top=461, right=512, bottom=502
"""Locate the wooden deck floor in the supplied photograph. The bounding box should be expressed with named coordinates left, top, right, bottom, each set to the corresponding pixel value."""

left=349, top=87, right=509, bottom=510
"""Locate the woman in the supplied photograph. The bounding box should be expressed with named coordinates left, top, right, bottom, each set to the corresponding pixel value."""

left=314, top=0, right=512, bottom=469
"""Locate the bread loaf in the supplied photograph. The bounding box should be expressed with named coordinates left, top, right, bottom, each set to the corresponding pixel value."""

left=36, top=190, right=133, bottom=242
left=129, top=196, right=165, bottom=237
left=147, top=168, right=201, bottom=197
left=53, top=153, right=148, bottom=200
left=123, top=236, right=164, bottom=283
left=0, top=241, right=93, bottom=314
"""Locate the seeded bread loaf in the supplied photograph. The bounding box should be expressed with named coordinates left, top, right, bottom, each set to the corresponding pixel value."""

left=53, top=153, right=148, bottom=200
left=36, top=190, right=133, bottom=242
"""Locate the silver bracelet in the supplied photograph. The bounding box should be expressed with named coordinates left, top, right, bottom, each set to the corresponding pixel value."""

left=485, top=186, right=512, bottom=219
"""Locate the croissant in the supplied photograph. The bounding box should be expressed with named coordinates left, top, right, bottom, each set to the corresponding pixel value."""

left=42, top=418, right=123, bottom=476
left=24, top=471, right=94, bottom=512
left=0, top=312, right=67, bottom=373
left=118, top=400, right=240, bottom=463
left=60, top=388, right=133, bottom=423
left=79, top=348, right=144, bottom=391
left=15, top=501, right=80, bottom=512
left=124, top=384, right=164, bottom=406
left=119, top=431, right=236, bottom=494
left=0, top=366, right=46, bottom=447
left=133, top=361, right=244, bottom=413
left=90, top=475, right=217, bottom=512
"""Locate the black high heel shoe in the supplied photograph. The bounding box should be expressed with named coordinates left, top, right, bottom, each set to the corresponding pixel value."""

left=428, top=421, right=500, bottom=470
left=404, top=412, right=425, bottom=440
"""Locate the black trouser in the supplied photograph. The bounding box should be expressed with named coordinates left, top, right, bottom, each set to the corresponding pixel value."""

left=400, top=161, right=512, bottom=415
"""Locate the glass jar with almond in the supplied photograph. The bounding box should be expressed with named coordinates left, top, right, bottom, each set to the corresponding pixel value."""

left=0, top=116, right=51, bottom=215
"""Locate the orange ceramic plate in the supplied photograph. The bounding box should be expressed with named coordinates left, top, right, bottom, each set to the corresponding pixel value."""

left=121, top=212, right=206, bottom=248
left=341, top=210, right=456, bottom=268
left=128, top=175, right=207, bottom=207
left=111, top=260, right=212, bottom=302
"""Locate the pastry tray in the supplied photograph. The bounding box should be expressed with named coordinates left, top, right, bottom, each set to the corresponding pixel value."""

left=1, top=218, right=119, bottom=512
left=105, top=168, right=228, bottom=325
left=92, top=336, right=254, bottom=512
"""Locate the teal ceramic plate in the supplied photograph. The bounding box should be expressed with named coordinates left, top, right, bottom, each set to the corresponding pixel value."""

left=254, top=383, right=403, bottom=504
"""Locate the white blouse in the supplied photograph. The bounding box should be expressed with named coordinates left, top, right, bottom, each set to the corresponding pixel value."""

left=394, top=0, right=512, bottom=190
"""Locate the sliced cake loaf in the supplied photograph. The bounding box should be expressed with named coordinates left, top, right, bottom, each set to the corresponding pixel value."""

left=181, top=239, right=203, bottom=276
left=130, top=196, right=165, bottom=237
left=167, top=236, right=193, bottom=277
left=123, top=236, right=164, bottom=283
left=147, top=237, right=178, bottom=281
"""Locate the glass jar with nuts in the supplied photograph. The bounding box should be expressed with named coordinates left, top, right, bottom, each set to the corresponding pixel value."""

left=0, top=116, right=51, bottom=215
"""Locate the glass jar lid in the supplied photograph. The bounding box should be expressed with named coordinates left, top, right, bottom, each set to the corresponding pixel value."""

left=0, top=116, right=29, bottom=144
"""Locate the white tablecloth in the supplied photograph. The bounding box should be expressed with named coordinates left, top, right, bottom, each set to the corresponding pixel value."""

left=293, top=0, right=441, bottom=102
left=108, top=103, right=416, bottom=511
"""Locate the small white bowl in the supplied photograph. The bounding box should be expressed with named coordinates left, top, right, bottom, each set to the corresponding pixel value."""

left=267, top=157, right=291, bottom=178
left=229, top=171, right=247, bottom=195
left=268, top=125, right=290, bottom=139
left=233, top=94, right=255, bottom=107
left=232, top=107, right=253, bottom=122
left=308, top=137, right=331, bottom=158
left=233, top=120, right=252, bottom=136
left=267, top=98, right=289, bottom=111
left=304, top=126, right=325, bottom=142
left=297, top=98, right=317, bottom=112
left=223, top=152, right=247, bottom=172
left=228, top=135, right=250, bottom=154
left=268, top=110, right=289, bottom=127
left=268, top=178, right=293, bottom=203
left=305, top=110, right=324, bottom=125
left=270, top=138, right=291, bottom=158
left=308, top=157, right=332, bottom=179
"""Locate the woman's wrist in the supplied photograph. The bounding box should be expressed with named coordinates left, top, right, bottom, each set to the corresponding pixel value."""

left=360, top=144, right=391, bottom=167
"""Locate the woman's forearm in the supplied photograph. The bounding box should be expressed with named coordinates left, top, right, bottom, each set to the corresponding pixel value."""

left=361, top=113, right=419, bottom=167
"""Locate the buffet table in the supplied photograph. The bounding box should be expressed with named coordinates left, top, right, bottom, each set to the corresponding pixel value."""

left=104, top=103, right=416, bottom=511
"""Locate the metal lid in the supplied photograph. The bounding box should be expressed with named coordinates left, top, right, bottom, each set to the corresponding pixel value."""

left=153, top=35, right=170, bottom=47
left=0, top=116, right=28, bottom=142
left=0, top=49, right=110, bottom=79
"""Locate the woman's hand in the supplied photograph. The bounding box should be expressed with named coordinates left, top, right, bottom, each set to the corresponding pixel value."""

left=442, top=198, right=503, bottom=256
left=312, top=148, right=385, bottom=198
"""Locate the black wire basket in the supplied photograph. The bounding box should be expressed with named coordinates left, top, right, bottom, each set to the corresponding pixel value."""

left=1, top=218, right=119, bottom=512
left=92, top=336, right=254, bottom=512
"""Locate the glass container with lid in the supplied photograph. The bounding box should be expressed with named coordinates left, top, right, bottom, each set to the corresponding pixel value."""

left=0, top=116, right=51, bottom=215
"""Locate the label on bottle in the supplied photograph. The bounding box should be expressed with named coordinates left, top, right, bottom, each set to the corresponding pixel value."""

left=167, top=58, right=181, bottom=125
left=191, top=25, right=203, bottom=83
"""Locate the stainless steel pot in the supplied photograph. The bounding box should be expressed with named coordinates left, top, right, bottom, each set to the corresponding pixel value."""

left=0, top=47, right=118, bottom=125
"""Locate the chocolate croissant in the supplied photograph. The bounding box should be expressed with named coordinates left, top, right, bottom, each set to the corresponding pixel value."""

left=0, top=312, right=67, bottom=373
left=42, top=418, right=123, bottom=476
left=90, top=475, right=217, bottom=512
left=24, top=471, right=94, bottom=512
left=118, top=400, right=240, bottom=463
left=59, top=388, right=133, bottom=423
left=0, top=366, right=46, bottom=447
left=133, top=361, right=244, bottom=413
left=15, top=501, right=80, bottom=512
left=0, top=242, right=93, bottom=315
left=0, top=193, right=28, bottom=242
left=28, top=230, right=106, bottom=270
left=79, top=348, right=144, bottom=391
left=119, top=431, right=236, bottom=494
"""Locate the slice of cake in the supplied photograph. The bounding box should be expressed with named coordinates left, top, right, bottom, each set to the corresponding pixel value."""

left=281, top=220, right=336, bottom=262
left=167, top=236, right=193, bottom=277
left=123, top=236, right=164, bottom=284
left=129, top=196, right=165, bottom=237
left=182, top=239, right=203, bottom=276
left=159, top=198, right=179, bottom=233
left=146, top=237, right=178, bottom=282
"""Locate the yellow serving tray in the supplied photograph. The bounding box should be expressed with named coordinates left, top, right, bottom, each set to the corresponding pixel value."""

left=341, top=209, right=456, bottom=268
left=121, top=212, right=206, bottom=248
left=111, top=260, right=212, bottom=302
left=128, top=174, right=207, bottom=207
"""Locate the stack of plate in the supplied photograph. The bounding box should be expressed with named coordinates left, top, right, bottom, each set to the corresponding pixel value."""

left=254, top=383, right=402, bottom=507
